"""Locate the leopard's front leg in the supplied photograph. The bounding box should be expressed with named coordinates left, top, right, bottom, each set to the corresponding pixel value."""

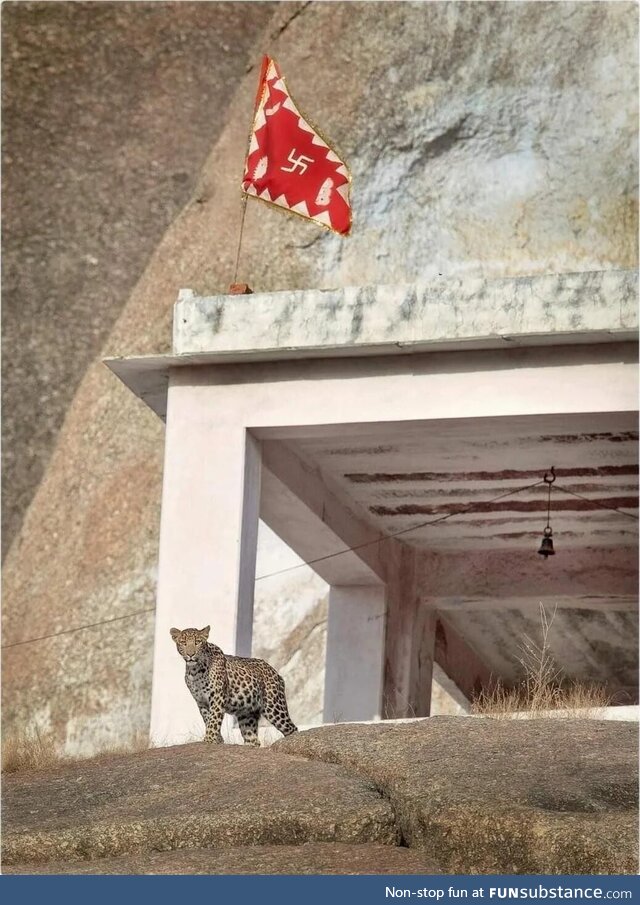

left=196, top=700, right=210, bottom=726
left=185, top=673, right=212, bottom=729
left=204, top=693, right=225, bottom=744
left=203, top=657, right=228, bottom=744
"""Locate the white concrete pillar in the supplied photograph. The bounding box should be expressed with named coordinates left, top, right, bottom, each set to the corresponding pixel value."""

left=150, top=379, right=261, bottom=745
left=323, top=585, right=386, bottom=723
left=383, top=545, right=436, bottom=719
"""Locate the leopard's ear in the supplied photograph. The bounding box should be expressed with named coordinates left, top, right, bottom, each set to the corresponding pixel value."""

left=170, top=628, right=181, bottom=641
left=200, top=625, right=210, bottom=640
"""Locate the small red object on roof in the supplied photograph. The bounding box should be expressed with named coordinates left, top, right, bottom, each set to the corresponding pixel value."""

left=228, top=283, right=253, bottom=295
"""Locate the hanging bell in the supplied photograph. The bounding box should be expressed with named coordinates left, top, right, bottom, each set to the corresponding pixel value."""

left=538, top=526, right=555, bottom=558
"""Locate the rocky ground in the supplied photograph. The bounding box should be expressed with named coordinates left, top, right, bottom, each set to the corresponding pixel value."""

left=3, top=718, right=637, bottom=875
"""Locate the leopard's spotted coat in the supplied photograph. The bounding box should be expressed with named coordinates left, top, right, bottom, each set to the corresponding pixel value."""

left=170, top=626, right=297, bottom=745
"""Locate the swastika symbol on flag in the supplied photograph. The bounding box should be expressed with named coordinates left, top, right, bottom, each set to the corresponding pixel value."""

left=280, top=149, right=315, bottom=175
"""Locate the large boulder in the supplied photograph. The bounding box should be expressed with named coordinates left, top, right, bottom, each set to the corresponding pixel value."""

left=3, top=719, right=636, bottom=874
left=2, top=742, right=398, bottom=866
left=3, top=1, right=637, bottom=751
left=277, top=717, right=639, bottom=875
left=1, top=1, right=277, bottom=556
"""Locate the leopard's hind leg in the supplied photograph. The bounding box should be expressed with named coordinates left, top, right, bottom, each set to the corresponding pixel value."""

left=263, top=675, right=298, bottom=737
left=238, top=711, right=260, bottom=747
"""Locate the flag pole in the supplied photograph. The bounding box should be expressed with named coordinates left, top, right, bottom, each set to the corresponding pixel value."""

left=229, top=194, right=252, bottom=295
left=231, top=193, right=249, bottom=285
left=229, top=57, right=270, bottom=296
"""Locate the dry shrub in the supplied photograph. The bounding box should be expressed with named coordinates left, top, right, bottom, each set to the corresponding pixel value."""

left=472, top=604, right=611, bottom=719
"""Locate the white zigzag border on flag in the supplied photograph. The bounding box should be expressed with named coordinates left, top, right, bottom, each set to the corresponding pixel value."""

left=244, top=189, right=349, bottom=235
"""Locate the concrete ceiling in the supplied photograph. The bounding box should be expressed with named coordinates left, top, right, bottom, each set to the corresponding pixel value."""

left=443, top=606, right=638, bottom=697
left=282, top=409, right=638, bottom=703
left=287, top=411, right=639, bottom=553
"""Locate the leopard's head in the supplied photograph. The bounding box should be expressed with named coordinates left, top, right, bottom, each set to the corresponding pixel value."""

left=170, top=626, right=210, bottom=662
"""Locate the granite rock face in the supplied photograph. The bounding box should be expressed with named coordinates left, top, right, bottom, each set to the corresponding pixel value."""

left=1, top=1, right=277, bottom=557
left=252, top=523, right=328, bottom=728
left=3, top=843, right=440, bottom=876
left=3, top=2, right=638, bottom=751
left=2, top=742, right=398, bottom=866
left=3, top=720, right=635, bottom=875
left=277, top=718, right=639, bottom=875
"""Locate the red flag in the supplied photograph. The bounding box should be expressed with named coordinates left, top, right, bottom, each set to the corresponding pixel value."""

left=242, top=56, right=352, bottom=236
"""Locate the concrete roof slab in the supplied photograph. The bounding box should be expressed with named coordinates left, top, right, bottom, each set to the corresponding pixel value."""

left=105, top=270, right=638, bottom=421
left=173, top=270, right=638, bottom=358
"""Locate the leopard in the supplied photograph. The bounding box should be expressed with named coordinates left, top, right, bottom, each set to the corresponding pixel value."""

left=170, top=625, right=297, bottom=746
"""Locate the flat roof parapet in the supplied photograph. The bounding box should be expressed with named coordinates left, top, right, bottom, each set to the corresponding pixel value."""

left=173, top=270, right=638, bottom=359
left=104, top=269, right=637, bottom=420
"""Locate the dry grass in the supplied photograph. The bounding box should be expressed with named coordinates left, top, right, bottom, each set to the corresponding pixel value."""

left=472, top=679, right=611, bottom=718
left=2, top=729, right=60, bottom=774
left=88, top=730, right=151, bottom=760
left=2, top=728, right=151, bottom=774
left=472, top=604, right=612, bottom=718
